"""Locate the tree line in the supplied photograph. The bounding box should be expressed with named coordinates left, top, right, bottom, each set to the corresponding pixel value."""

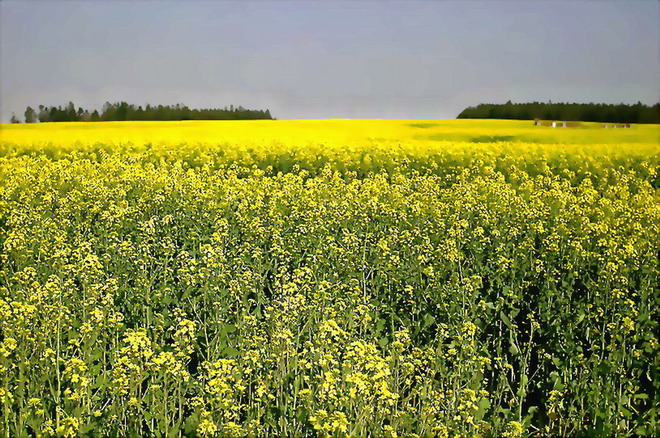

left=10, top=102, right=274, bottom=123
left=457, top=101, right=660, bottom=124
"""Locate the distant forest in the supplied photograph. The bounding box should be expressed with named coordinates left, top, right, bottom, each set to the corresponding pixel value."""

left=11, top=102, right=274, bottom=123
left=457, top=101, right=660, bottom=124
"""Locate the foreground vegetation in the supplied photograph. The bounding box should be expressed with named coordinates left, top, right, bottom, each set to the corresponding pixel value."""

left=0, top=120, right=658, bottom=436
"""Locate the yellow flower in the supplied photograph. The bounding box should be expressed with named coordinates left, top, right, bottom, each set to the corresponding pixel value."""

left=621, top=317, right=635, bottom=333
left=503, top=421, right=523, bottom=438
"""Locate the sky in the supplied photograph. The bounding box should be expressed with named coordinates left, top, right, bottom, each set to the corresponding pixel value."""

left=1, top=0, right=659, bottom=121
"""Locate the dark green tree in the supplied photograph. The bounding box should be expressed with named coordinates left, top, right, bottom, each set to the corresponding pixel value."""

left=24, top=106, right=37, bottom=123
left=15, top=102, right=275, bottom=123
left=38, top=105, right=50, bottom=123
left=457, top=101, right=660, bottom=124
left=66, top=101, right=76, bottom=121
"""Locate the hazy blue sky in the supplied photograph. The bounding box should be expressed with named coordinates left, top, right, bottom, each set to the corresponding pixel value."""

left=1, top=0, right=659, bottom=121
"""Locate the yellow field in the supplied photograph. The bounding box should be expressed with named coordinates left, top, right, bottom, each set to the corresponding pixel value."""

left=1, top=118, right=658, bottom=147
left=0, top=119, right=658, bottom=437
left=1, top=120, right=657, bottom=178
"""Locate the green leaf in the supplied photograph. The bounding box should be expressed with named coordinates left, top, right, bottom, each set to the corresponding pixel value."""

left=223, top=347, right=240, bottom=357
left=476, top=397, right=491, bottom=419
left=500, top=311, right=512, bottom=329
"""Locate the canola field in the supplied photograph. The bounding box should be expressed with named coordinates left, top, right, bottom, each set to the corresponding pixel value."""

left=0, top=120, right=658, bottom=437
